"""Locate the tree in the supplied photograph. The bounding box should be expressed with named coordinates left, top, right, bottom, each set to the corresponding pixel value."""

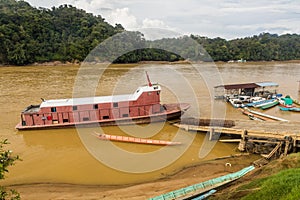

left=0, top=0, right=124, bottom=65
left=0, top=139, right=20, bottom=200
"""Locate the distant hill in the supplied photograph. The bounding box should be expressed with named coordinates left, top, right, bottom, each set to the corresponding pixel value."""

left=192, top=33, right=300, bottom=62
left=0, top=0, right=299, bottom=65
left=0, top=0, right=123, bottom=65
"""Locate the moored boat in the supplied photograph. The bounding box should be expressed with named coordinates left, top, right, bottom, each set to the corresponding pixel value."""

left=245, top=97, right=267, bottom=107
left=94, top=132, right=181, bottom=145
left=252, top=99, right=275, bottom=108
left=16, top=73, right=190, bottom=130
left=279, top=95, right=294, bottom=108
left=279, top=106, right=300, bottom=112
left=240, top=108, right=288, bottom=122
left=229, top=98, right=245, bottom=108
left=259, top=99, right=279, bottom=110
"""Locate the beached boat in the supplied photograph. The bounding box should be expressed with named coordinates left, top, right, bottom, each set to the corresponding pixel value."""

left=149, top=166, right=255, bottom=200
left=94, top=132, right=181, bottom=145
left=248, top=114, right=264, bottom=121
left=239, top=108, right=272, bottom=121
left=239, top=108, right=288, bottom=122
left=16, top=73, right=190, bottom=130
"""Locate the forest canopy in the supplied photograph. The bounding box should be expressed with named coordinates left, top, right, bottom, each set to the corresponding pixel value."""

left=0, top=0, right=300, bottom=65
left=0, top=0, right=124, bottom=65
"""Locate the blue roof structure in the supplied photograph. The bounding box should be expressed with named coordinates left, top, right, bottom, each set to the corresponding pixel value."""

left=255, top=82, right=279, bottom=87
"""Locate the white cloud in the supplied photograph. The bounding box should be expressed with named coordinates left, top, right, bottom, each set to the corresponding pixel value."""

left=142, top=18, right=167, bottom=29
left=55, top=0, right=114, bottom=13
left=105, top=7, right=139, bottom=29
left=44, top=0, right=171, bottom=31
left=25, top=0, right=300, bottom=39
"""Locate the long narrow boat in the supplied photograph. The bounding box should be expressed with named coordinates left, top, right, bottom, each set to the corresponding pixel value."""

left=279, top=106, right=300, bottom=112
left=238, top=108, right=273, bottom=121
left=94, top=132, right=182, bottom=146
left=149, top=166, right=255, bottom=200
left=253, top=99, right=275, bottom=108
left=240, top=108, right=289, bottom=122
left=260, top=99, right=279, bottom=110
left=245, top=97, right=266, bottom=107
left=192, top=189, right=217, bottom=200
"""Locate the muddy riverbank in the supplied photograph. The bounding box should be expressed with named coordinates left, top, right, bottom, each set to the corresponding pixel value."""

left=9, top=154, right=259, bottom=200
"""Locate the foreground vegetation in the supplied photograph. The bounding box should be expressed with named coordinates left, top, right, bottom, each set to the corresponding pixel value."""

left=212, top=153, right=300, bottom=200
left=241, top=168, right=300, bottom=200
left=0, top=0, right=300, bottom=65
left=0, top=139, right=20, bottom=200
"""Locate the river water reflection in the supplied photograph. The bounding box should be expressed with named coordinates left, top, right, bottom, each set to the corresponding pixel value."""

left=0, top=62, right=299, bottom=185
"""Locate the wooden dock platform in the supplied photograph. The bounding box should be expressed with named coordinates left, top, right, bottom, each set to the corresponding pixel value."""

left=175, top=119, right=300, bottom=141
left=175, top=118, right=300, bottom=160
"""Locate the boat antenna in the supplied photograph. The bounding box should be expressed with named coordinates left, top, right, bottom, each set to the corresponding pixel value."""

left=145, top=71, right=152, bottom=87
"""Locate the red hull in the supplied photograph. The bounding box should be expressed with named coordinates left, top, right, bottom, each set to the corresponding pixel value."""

left=16, top=103, right=190, bottom=130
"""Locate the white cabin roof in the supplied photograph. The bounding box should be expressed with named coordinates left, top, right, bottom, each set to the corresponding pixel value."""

left=40, top=84, right=161, bottom=108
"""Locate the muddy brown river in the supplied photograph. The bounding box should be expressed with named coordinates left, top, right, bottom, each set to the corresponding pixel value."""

left=0, top=62, right=299, bottom=186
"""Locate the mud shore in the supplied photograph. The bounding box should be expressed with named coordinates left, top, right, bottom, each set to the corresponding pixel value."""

left=9, top=155, right=258, bottom=200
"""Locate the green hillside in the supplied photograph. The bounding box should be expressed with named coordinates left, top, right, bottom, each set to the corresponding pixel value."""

left=0, top=0, right=300, bottom=65
left=0, top=0, right=123, bottom=65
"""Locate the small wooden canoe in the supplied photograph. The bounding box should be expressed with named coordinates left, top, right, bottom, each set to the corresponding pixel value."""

left=94, top=132, right=182, bottom=146
left=238, top=108, right=288, bottom=122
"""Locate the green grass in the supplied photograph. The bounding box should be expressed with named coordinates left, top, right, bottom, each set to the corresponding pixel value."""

left=211, top=153, right=300, bottom=200
left=241, top=168, right=300, bottom=200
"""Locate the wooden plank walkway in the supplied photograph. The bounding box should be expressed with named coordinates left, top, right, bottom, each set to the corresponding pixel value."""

left=174, top=119, right=300, bottom=142
left=175, top=119, right=300, bottom=160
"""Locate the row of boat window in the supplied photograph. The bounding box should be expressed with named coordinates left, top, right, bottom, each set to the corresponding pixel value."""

left=50, top=103, right=119, bottom=112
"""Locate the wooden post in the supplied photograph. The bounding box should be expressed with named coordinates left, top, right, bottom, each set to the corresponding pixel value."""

left=209, top=128, right=214, bottom=141
left=238, top=130, right=248, bottom=152
left=293, top=136, right=297, bottom=153
left=185, top=125, right=189, bottom=131
left=243, top=129, right=247, bottom=148
left=284, top=140, right=290, bottom=156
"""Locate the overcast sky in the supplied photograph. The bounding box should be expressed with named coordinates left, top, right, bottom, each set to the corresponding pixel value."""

left=25, top=0, right=300, bottom=39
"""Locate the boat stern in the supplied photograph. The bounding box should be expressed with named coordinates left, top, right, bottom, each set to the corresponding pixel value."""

left=178, top=103, right=191, bottom=111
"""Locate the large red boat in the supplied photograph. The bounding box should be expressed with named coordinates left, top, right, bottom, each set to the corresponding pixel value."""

left=16, top=74, right=190, bottom=130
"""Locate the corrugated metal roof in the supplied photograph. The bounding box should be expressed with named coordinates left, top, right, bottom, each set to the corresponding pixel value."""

left=40, top=94, right=133, bottom=108
left=255, top=82, right=279, bottom=87
left=40, top=84, right=161, bottom=108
